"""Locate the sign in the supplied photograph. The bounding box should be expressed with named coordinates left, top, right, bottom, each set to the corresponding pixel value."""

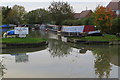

left=15, top=27, right=29, bottom=34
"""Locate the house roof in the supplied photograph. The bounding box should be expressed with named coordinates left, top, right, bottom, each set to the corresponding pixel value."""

left=106, top=0, right=120, bottom=10
left=74, top=10, right=93, bottom=19
left=73, top=13, right=81, bottom=19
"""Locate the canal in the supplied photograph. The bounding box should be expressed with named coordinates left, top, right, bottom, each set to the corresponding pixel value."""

left=0, top=30, right=119, bottom=78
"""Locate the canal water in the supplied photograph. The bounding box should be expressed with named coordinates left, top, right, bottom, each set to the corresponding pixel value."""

left=0, top=30, right=119, bottom=78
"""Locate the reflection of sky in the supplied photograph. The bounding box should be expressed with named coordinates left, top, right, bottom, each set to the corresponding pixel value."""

left=0, top=1, right=110, bottom=12
left=0, top=49, right=118, bottom=78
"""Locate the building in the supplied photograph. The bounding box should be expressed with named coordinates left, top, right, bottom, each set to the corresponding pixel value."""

left=74, top=10, right=93, bottom=19
left=106, top=0, right=120, bottom=16
left=73, top=13, right=81, bottom=19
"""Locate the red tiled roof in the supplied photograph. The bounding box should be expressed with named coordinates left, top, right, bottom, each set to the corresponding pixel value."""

left=106, top=0, right=120, bottom=10
left=74, top=10, right=93, bottom=19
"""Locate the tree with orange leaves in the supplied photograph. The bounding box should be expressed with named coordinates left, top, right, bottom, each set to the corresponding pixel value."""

left=94, top=6, right=113, bottom=33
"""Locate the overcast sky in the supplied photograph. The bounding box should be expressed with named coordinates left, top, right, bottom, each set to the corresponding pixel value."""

left=0, top=0, right=112, bottom=12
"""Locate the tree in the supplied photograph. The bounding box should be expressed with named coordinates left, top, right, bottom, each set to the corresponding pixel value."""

left=2, top=6, right=11, bottom=24
left=81, top=15, right=94, bottom=25
left=111, top=17, right=120, bottom=34
left=0, top=7, right=2, bottom=25
left=48, top=1, right=74, bottom=26
left=94, top=6, right=113, bottom=33
left=6, top=5, right=26, bottom=24
left=25, top=8, right=50, bottom=24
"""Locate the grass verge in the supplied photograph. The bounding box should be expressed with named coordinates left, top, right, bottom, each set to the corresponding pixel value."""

left=70, top=34, right=120, bottom=41
left=2, top=37, right=46, bottom=43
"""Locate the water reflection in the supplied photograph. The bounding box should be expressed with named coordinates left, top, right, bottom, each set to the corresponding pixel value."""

left=28, top=30, right=41, bottom=38
left=0, top=57, right=7, bottom=78
left=73, top=44, right=118, bottom=78
left=14, top=54, right=29, bottom=63
left=79, top=48, right=87, bottom=54
left=0, top=30, right=119, bottom=78
left=48, top=39, right=72, bottom=58
left=92, top=46, right=118, bottom=78
left=93, top=49, right=112, bottom=78
left=2, top=45, right=47, bottom=54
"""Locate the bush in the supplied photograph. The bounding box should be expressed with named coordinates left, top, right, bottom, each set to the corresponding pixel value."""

left=110, top=17, right=120, bottom=34
left=62, top=16, right=94, bottom=26
left=62, top=20, right=73, bottom=26
left=81, top=16, right=94, bottom=25
left=62, top=19, right=82, bottom=26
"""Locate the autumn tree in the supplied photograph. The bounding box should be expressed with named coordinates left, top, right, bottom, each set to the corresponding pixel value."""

left=48, top=1, right=74, bottom=26
left=94, top=6, right=113, bottom=33
left=6, top=5, right=26, bottom=24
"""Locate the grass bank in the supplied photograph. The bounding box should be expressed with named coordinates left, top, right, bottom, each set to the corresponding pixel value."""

left=69, top=34, right=120, bottom=41
left=2, top=37, right=46, bottom=43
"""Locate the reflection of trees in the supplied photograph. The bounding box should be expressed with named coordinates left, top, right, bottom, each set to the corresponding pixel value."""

left=48, top=39, right=72, bottom=57
left=28, top=30, right=49, bottom=39
left=39, top=30, right=49, bottom=39
left=28, top=30, right=41, bottom=38
left=118, top=46, right=120, bottom=66
left=92, top=47, right=112, bottom=78
left=79, top=48, right=87, bottom=54
left=73, top=44, right=118, bottom=78
left=0, top=57, right=7, bottom=78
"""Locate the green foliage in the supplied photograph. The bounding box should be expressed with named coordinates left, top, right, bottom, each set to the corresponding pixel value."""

left=6, top=5, right=26, bottom=24
left=110, top=17, right=120, bottom=34
left=2, top=6, right=11, bottom=24
left=81, top=16, right=94, bottom=25
left=62, top=19, right=82, bottom=26
left=0, top=7, right=2, bottom=25
left=25, top=9, right=50, bottom=24
left=48, top=1, right=74, bottom=25
left=62, top=15, right=94, bottom=26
